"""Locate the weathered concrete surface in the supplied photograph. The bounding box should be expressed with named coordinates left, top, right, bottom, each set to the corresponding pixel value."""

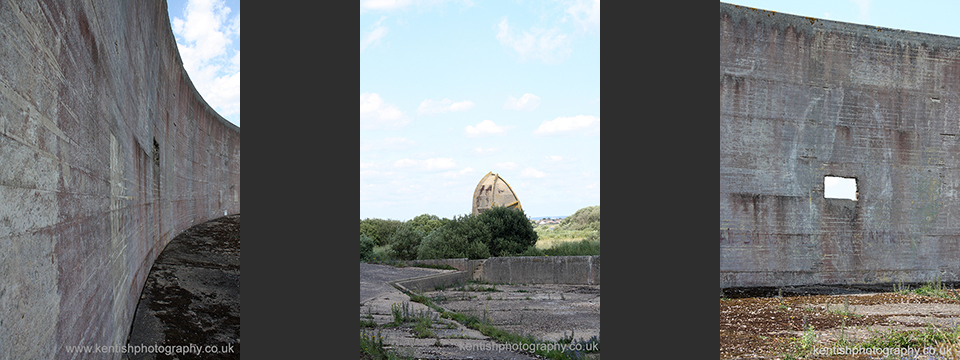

left=479, top=256, right=600, bottom=285
left=360, top=263, right=546, bottom=360
left=720, top=3, right=960, bottom=288
left=425, top=284, right=600, bottom=344
left=0, top=0, right=240, bottom=358
left=126, top=215, right=239, bottom=359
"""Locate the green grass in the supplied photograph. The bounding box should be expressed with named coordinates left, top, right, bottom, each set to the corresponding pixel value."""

left=856, top=325, right=960, bottom=350
left=896, top=276, right=960, bottom=300
left=783, top=320, right=960, bottom=359
left=360, top=329, right=414, bottom=360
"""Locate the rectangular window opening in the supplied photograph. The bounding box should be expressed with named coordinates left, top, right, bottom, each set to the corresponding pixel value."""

left=824, top=176, right=857, bottom=200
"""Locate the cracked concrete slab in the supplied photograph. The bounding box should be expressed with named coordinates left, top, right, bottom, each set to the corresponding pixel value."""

left=360, top=263, right=601, bottom=359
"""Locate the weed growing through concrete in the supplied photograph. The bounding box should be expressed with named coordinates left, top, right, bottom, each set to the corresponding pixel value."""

left=390, top=302, right=413, bottom=326
left=399, top=284, right=600, bottom=360
left=896, top=275, right=960, bottom=301
left=360, top=329, right=414, bottom=360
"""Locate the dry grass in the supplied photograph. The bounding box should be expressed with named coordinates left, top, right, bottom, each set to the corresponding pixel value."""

left=534, top=237, right=587, bottom=250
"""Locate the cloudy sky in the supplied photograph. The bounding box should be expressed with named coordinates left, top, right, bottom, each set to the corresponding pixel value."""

left=167, top=0, right=240, bottom=128
left=360, top=0, right=600, bottom=221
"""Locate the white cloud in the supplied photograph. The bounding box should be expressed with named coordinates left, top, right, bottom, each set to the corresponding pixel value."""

left=533, top=115, right=600, bottom=136
left=565, top=0, right=600, bottom=34
left=521, top=167, right=547, bottom=178
left=362, top=137, right=417, bottom=151
left=418, top=98, right=475, bottom=116
left=394, top=157, right=457, bottom=171
left=545, top=156, right=563, bottom=162
left=360, top=93, right=410, bottom=129
left=495, top=162, right=518, bottom=170
left=360, top=0, right=413, bottom=12
left=465, top=120, right=509, bottom=137
left=171, top=0, right=240, bottom=125
left=441, top=167, right=475, bottom=179
left=495, top=18, right=571, bottom=64
left=503, top=93, right=541, bottom=111
left=361, top=16, right=389, bottom=53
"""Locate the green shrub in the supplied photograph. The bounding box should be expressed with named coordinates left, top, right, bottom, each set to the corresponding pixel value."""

left=389, top=223, right=425, bottom=261
left=408, top=214, right=444, bottom=235
left=418, top=225, right=490, bottom=260
left=476, top=206, right=538, bottom=257
left=360, top=233, right=376, bottom=262
left=360, top=218, right=405, bottom=246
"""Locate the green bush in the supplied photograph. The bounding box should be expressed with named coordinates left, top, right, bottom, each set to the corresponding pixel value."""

left=476, top=206, right=538, bottom=257
left=389, top=223, right=425, bottom=261
left=417, top=207, right=537, bottom=259
left=418, top=225, right=490, bottom=260
left=408, top=214, right=444, bottom=235
left=360, top=233, right=376, bottom=262
left=360, top=221, right=379, bottom=245
left=360, top=218, right=404, bottom=246
left=518, top=245, right=545, bottom=257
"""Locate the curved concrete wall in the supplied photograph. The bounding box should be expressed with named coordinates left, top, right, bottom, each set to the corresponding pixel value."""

left=0, top=1, right=240, bottom=357
left=720, top=3, right=960, bottom=288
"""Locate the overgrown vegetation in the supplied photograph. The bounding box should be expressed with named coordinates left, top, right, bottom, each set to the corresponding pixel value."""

left=360, top=329, right=413, bottom=360
left=895, top=276, right=960, bottom=300
left=362, top=205, right=599, bottom=263
left=780, top=285, right=960, bottom=360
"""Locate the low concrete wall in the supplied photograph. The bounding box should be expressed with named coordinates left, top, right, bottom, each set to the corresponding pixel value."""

left=0, top=1, right=240, bottom=357
left=403, top=256, right=600, bottom=285
left=479, top=256, right=600, bottom=285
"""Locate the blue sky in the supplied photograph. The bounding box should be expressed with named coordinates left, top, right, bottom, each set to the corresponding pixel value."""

left=360, top=0, right=600, bottom=221
left=723, top=0, right=960, bottom=38
left=724, top=0, right=960, bottom=200
left=166, top=0, right=240, bottom=127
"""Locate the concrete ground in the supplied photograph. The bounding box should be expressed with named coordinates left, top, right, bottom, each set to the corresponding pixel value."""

left=359, top=263, right=601, bottom=359
left=126, top=215, right=240, bottom=359
left=423, top=284, right=601, bottom=344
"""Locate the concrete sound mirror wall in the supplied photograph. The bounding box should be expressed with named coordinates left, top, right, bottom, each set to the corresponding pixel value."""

left=0, top=1, right=240, bottom=357
left=720, top=3, right=960, bottom=288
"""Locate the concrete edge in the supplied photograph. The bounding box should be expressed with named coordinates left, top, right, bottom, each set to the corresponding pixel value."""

left=391, top=271, right=472, bottom=295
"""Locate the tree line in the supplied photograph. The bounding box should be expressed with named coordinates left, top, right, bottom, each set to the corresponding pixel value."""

left=361, top=205, right=599, bottom=262
left=360, top=207, right=538, bottom=261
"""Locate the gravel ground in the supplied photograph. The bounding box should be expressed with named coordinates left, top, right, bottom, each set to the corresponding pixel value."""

left=720, top=290, right=960, bottom=359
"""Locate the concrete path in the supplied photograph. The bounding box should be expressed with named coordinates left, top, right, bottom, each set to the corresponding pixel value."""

left=360, top=263, right=541, bottom=360
left=126, top=215, right=240, bottom=359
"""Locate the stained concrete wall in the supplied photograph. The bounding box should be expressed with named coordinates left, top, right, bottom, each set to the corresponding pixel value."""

left=480, top=256, right=599, bottom=285
left=720, top=3, right=960, bottom=288
left=0, top=1, right=240, bottom=358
